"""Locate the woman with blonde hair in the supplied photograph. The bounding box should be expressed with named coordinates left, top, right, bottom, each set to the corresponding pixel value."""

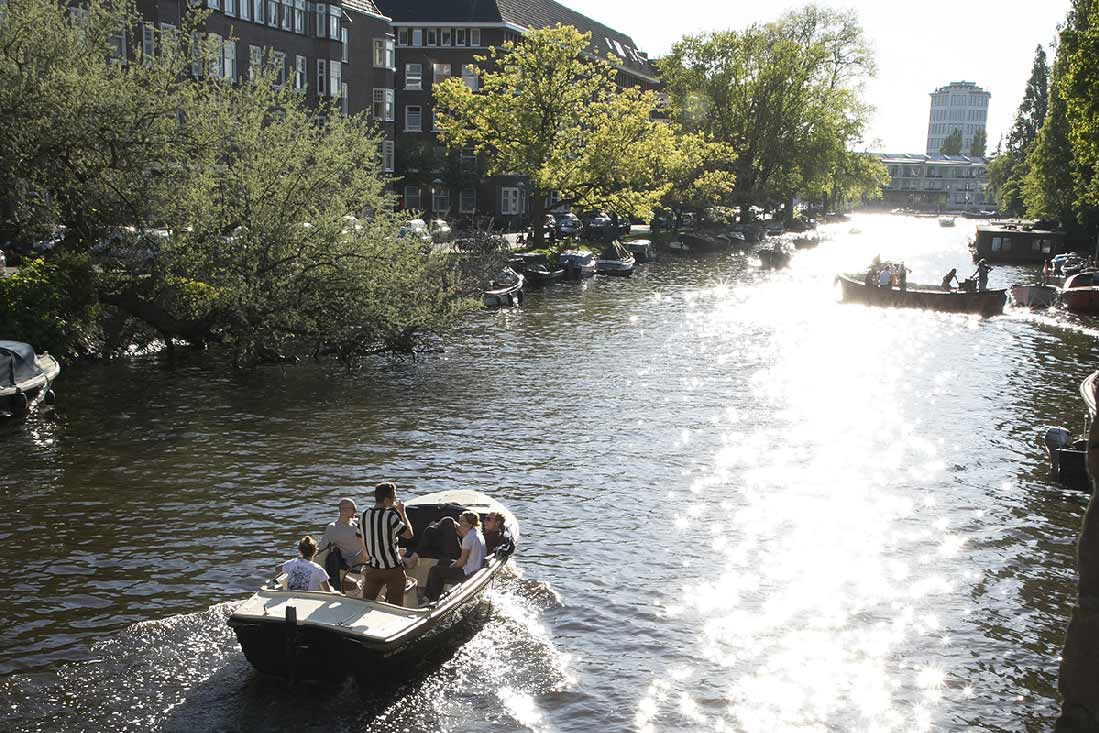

left=424, top=511, right=486, bottom=602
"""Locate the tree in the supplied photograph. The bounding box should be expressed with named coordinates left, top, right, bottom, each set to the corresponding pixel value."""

left=939, top=129, right=963, bottom=155
left=659, top=5, right=876, bottom=219
left=1008, top=44, right=1050, bottom=155
left=969, top=129, right=987, bottom=157
left=433, top=24, right=683, bottom=248
left=0, top=0, right=484, bottom=365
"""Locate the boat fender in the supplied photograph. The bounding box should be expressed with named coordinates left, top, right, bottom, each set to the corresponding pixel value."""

left=44, top=389, right=56, bottom=405
left=12, top=391, right=28, bottom=417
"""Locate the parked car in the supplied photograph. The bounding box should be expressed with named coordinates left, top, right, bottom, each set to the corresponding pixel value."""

left=586, top=212, right=614, bottom=241
left=399, top=218, right=433, bottom=246
left=610, top=213, right=632, bottom=236
left=429, top=219, right=453, bottom=243
left=557, top=213, right=583, bottom=238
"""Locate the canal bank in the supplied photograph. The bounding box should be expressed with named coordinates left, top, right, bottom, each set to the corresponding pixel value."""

left=0, top=213, right=1094, bottom=731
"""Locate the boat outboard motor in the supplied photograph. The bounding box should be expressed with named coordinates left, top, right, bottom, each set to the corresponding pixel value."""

left=1044, top=426, right=1074, bottom=472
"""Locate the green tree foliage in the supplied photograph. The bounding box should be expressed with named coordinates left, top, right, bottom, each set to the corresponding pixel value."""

left=969, top=129, right=987, bottom=157
left=659, top=5, right=877, bottom=218
left=433, top=24, right=701, bottom=248
left=0, top=254, right=100, bottom=359
left=1062, top=0, right=1099, bottom=208
left=1024, top=43, right=1079, bottom=223
left=0, top=0, right=481, bottom=366
left=939, top=129, right=963, bottom=156
left=990, top=44, right=1050, bottom=213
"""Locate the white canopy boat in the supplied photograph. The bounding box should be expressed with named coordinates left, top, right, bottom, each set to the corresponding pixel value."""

left=0, top=341, right=60, bottom=418
left=228, top=489, right=519, bottom=682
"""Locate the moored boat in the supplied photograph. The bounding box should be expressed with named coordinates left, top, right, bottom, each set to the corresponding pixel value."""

left=623, top=239, right=656, bottom=263
left=1009, top=284, right=1058, bottom=308
left=483, top=267, right=524, bottom=307
left=758, top=245, right=792, bottom=270
left=1041, top=371, right=1099, bottom=491
left=228, top=489, right=519, bottom=682
left=680, top=231, right=743, bottom=253
left=0, top=341, right=60, bottom=418
left=939, top=217, right=956, bottom=227
left=558, top=250, right=597, bottom=279
left=836, top=273, right=1006, bottom=316
left=1061, top=272, right=1099, bottom=315
left=595, top=242, right=636, bottom=276
left=523, top=262, right=565, bottom=285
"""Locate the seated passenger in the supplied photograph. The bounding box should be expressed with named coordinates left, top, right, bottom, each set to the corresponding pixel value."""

left=424, top=512, right=486, bottom=602
left=484, top=511, right=514, bottom=555
left=321, top=497, right=364, bottom=591
left=402, top=515, right=462, bottom=568
left=283, top=536, right=333, bottom=592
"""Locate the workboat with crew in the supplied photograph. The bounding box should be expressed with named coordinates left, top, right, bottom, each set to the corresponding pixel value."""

left=836, top=264, right=1006, bottom=316
left=228, top=489, right=518, bottom=682
left=0, top=340, right=60, bottom=418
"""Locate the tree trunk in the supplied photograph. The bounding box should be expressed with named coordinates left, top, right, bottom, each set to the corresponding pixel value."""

left=782, top=195, right=794, bottom=226
left=530, top=191, right=545, bottom=249
left=1057, top=395, right=1099, bottom=732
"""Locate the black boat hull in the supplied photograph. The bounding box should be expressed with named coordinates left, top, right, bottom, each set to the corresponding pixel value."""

left=837, top=274, right=1006, bottom=316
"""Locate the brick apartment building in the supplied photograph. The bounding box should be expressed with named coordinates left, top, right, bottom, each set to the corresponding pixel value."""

left=129, top=0, right=654, bottom=228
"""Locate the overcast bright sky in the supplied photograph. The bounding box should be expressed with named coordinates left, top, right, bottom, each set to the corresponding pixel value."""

left=566, top=0, right=1070, bottom=153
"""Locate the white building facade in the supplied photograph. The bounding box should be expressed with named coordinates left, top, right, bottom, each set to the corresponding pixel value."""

left=878, top=153, right=993, bottom=212
left=926, top=81, right=990, bottom=156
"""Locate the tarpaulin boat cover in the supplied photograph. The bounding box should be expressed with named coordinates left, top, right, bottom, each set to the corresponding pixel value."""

left=0, top=341, right=41, bottom=388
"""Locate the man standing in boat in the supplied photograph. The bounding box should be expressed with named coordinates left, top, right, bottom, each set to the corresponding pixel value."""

left=360, top=482, right=414, bottom=605
left=975, top=259, right=993, bottom=291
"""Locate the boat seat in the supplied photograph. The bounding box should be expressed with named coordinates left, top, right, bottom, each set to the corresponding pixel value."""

left=404, top=557, right=439, bottom=588
left=364, top=576, right=419, bottom=608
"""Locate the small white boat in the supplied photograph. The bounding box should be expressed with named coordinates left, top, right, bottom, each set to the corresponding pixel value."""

left=558, top=250, right=597, bottom=279
left=228, top=490, right=519, bottom=682
left=0, top=341, right=60, bottom=418
left=1009, top=284, right=1058, bottom=308
left=623, top=239, right=656, bottom=263
left=939, top=217, right=956, bottom=227
left=482, top=268, right=524, bottom=307
left=595, top=242, right=636, bottom=276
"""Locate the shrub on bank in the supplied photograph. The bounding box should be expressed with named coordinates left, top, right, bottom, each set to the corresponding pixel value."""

left=0, top=254, right=101, bottom=360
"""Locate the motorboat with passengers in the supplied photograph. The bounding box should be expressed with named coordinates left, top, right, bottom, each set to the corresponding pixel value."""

left=228, top=489, right=518, bottom=682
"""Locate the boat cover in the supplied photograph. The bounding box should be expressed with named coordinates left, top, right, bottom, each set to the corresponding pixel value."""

left=0, top=341, right=41, bottom=388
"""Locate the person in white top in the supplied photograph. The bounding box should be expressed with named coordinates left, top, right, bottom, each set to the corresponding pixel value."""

left=282, top=536, right=333, bottom=592
left=424, top=511, right=486, bottom=601
left=878, top=267, right=893, bottom=288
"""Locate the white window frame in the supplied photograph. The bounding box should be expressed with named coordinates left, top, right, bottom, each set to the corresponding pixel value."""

left=240, top=0, right=251, bottom=21
left=433, top=187, right=450, bottom=214
left=249, top=44, right=262, bottom=81
left=142, top=23, right=155, bottom=60
left=456, top=28, right=466, bottom=45
left=295, top=55, right=307, bottom=91
left=501, top=186, right=521, bottom=215
left=253, top=0, right=263, bottom=22
left=328, top=5, right=339, bottom=39
left=266, top=0, right=277, bottom=27
left=462, top=64, right=478, bottom=91
left=397, top=28, right=409, bottom=46
left=405, top=185, right=422, bottom=211
left=328, top=59, right=341, bottom=99
left=294, top=0, right=305, bottom=32
left=432, top=62, right=450, bottom=85
left=405, top=63, right=422, bottom=90
left=209, top=0, right=220, bottom=11
left=441, top=28, right=451, bottom=46
left=316, top=2, right=325, bottom=37
left=223, top=39, right=237, bottom=81
left=470, top=28, right=480, bottom=46
left=412, top=29, right=423, bottom=46
left=341, top=28, right=348, bottom=63
left=317, top=57, right=326, bottom=97
left=373, top=88, right=394, bottom=121
left=381, top=140, right=395, bottom=172
left=426, top=28, right=437, bottom=45
left=405, top=105, right=422, bottom=132
left=273, top=51, right=286, bottom=86
left=224, top=0, right=236, bottom=17
left=460, top=188, right=476, bottom=213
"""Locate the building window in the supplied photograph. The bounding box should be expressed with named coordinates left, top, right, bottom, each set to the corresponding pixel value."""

left=460, top=145, right=476, bottom=169
left=341, top=28, right=348, bottom=63
left=398, top=28, right=409, bottom=45
left=456, top=28, right=466, bottom=45
left=209, top=0, right=219, bottom=10
left=426, top=28, right=437, bottom=45
left=412, top=29, right=423, bottom=46
left=405, top=105, right=422, bottom=132
left=460, top=188, right=476, bottom=213
left=374, top=38, right=395, bottom=68
left=381, top=140, right=395, bottom=172
left=294, top=0, right=304, bottom=33
left=328, top=5, right=339, bottom=38
left=317, top=57, right=326, bottom=97
left=223, top=39, right=237, bottom=80
left=142, top=23, right=155, bottom=60
left=240, top=0, right=251, bottom=21
left=501, top=186, right=521, bottom=215
left=341, top=82, right=348, bottom=114
left=462, top=65, right=478, bottom=91
left=405, top=185, right=421, bottom=210
left=405, top=63, right=422, bottom=90
left=470, top=28, right=480, bottom=46
left=249, top=44, right=261, bottom=80
left=224, top=0, right=236, bottom=16
left=253, top=0, right=263, bottom=22
left=315, top=3, right=325, bottom=37
left=273, top=51, right=286, bottom=86
left=432, top=63, right=450, bottom=85
left=295, top=55, right=306, bottom=91
left=264, top=0, right=275, bottom=26
left=433, top=187, right=450, bottom=214
left=109, top=28, right=127, bottom=63
left=328, top=59, right=341, bottom=99
left=279, top=0, right=290, bottom=30
left=441, top=28, right=451, bottom=46
left=373, top=88, right=394, bottom=120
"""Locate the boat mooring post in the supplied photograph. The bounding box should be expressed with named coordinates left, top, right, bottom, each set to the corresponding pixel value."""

left=1056, top=398, right=1099, bottom=732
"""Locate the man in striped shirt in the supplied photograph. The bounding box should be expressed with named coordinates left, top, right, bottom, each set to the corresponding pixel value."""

left=360, top=482, right=414, bottom=605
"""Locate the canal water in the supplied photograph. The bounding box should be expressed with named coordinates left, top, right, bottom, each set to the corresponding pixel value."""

left=0, top=213, right=1094, bottom=732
